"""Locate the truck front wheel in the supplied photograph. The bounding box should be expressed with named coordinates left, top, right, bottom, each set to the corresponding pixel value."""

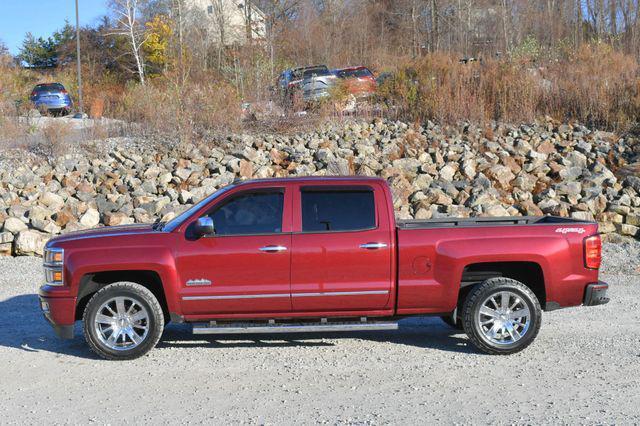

left=83, top=282, right=164, bottom=360
left=462, top=278, right=542, bottom=355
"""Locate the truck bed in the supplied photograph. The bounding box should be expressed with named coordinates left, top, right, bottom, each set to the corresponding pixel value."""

left=396, top=215, right=589, bottom=230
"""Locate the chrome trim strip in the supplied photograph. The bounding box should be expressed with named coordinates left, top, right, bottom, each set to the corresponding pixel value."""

left=183, top=293, right=290, bottom=301
left=43, top=263, right=63, bottom=269
left=292, top=290, right=389, bottom=298
left=182, top=290, right=389, bottom=301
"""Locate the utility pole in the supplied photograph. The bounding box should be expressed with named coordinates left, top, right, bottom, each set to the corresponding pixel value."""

left=75, top=0, right=84, bottom=116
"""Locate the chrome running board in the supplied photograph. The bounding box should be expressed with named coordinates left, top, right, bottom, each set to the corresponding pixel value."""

left=192, top=318, right=398, bottom=335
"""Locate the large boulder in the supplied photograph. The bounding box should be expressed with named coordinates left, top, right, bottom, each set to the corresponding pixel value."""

left=40, top=192, right=65, bottom=210
left=14, top=230, right=49, bottom=256
left=3, top=217, right=28, bottom=234
left=79, top=208, right=100, bottom=227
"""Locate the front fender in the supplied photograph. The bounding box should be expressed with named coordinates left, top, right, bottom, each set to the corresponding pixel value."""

left=66, top=245, right=181, bottom=314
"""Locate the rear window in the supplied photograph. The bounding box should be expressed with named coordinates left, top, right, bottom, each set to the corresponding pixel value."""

left=336, top=68, right=373, bottom=79
left=293, top=66, right=330, bottom=79
left=33, top=83, right=65, bottom=93
left=301, top=189, right=375, bottom=232
left=302, top=68, right=332, bottom=78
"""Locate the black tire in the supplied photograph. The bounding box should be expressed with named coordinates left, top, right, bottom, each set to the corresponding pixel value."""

left=83, top=282, right=164, bottom=360
left=440, top=315, right=464, bottom=330
left=462, top=277, right=542, bottom=355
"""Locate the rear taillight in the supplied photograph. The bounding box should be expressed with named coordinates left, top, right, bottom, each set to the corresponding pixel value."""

left=584, top=235, right=602, bottom=269
left=30, top=91, right=37, bottom=97
left=61, top=89, right=68, bottom=94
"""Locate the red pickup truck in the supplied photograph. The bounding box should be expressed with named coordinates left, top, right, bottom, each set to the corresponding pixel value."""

left=39, top=177, right=609, bottom=360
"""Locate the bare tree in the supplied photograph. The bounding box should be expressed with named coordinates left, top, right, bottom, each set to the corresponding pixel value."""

left=258, top=0, right=300, bottom=79
left=172, top=0, right=187, bottom=84
left=209, top=0, right=230, bottom=68
left=430, top=0, right=439, bottom=52
left=109, top=0, right=148, bottom=84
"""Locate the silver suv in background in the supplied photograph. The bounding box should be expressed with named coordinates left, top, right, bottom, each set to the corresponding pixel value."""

left=276, top=65, right=336, bottom=107
left=300, top=67, right=337, bottom=103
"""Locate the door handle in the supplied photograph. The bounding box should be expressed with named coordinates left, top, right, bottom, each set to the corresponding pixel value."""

left=360, top=242, right=388, bottom=250
left=259, top=245, right=288, bottom=253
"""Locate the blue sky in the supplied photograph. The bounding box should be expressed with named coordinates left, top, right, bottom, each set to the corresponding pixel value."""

left=0, top=0, right=109, bottom=55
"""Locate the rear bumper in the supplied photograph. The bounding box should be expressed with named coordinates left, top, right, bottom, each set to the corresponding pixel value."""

left=32, top=100, right=72, bottom=109
left=38, top=293, right=76, bottom=339
left=583, top=281, right=610, bottom=306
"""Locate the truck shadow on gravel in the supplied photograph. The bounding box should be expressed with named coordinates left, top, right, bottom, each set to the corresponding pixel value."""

left=0, top=295, right=478, bottom=358
left=0, top=295, right=98, bottom=359
left=157, top=317, right=477, bottom=354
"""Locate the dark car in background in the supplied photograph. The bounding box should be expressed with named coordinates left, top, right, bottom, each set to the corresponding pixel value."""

left=375, top=72, right=393, bottom=86
left=333, top=66, right=377, bottom=97
left=30, top=83, right=72, bottom=116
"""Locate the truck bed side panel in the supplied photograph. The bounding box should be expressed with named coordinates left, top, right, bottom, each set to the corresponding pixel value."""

left=396, top=224, right=599, bottom=314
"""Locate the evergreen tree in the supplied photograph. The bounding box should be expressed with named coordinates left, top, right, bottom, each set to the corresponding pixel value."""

left=18, top=21, right=76, bottom=68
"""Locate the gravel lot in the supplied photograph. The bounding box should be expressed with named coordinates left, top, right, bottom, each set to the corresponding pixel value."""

left=0, top=243, right=638, bottom=424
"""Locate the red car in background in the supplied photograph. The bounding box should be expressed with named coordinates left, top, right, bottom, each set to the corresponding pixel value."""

left=333, top=66, right=377, bottom=97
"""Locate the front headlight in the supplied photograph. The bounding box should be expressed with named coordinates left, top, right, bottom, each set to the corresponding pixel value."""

left=43, top=247, right=64, bottom=286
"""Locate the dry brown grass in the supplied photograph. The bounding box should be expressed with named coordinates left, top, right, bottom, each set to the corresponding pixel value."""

left=39, top=120, right=73, bottom=158
left=2, top=41, right=640, bottom=144
left=115, top=76, right=241, bottom=140
left=377, top=43, right=640, bottom=131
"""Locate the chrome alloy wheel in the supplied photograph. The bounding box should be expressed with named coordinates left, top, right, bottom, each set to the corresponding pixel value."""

left=477, top=291, right=530, bottom=345
left=94, top=296, right=150, bottom=351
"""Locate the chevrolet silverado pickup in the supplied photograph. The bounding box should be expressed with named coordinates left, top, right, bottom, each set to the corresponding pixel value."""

left=39, top=177, right=609, bottom=360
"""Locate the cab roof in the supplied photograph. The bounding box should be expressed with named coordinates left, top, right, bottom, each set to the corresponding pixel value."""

left=233, top=176, right=386, bottom=186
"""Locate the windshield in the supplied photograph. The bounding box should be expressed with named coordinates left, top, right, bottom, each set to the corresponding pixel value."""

left=162, top=183, right=237, bottom=232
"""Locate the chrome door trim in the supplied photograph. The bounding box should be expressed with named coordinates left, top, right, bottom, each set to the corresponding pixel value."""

left=183, top=293, right=290, bottom=301
left=182, top=290, right=389, bottom=301
left=292, top=290, right=389, bottom=298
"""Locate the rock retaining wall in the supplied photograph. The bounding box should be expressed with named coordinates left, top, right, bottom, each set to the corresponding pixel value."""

left=1, top=118, right=639, bottom=256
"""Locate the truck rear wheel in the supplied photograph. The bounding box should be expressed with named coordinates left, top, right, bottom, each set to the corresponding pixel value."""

left=83, top=282, right=164, bottom=360
left=462, top=277, right=542, bottom=355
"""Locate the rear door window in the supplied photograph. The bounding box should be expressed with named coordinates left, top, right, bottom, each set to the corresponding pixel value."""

left=301, top=189, right=376, bottom=232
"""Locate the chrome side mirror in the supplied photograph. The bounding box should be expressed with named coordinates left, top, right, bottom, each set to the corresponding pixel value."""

left=195, top=217, right=215, bottom=236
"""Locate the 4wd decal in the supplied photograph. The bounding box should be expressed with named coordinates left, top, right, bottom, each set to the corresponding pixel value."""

left=555, top=227, right=586, bottom=234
